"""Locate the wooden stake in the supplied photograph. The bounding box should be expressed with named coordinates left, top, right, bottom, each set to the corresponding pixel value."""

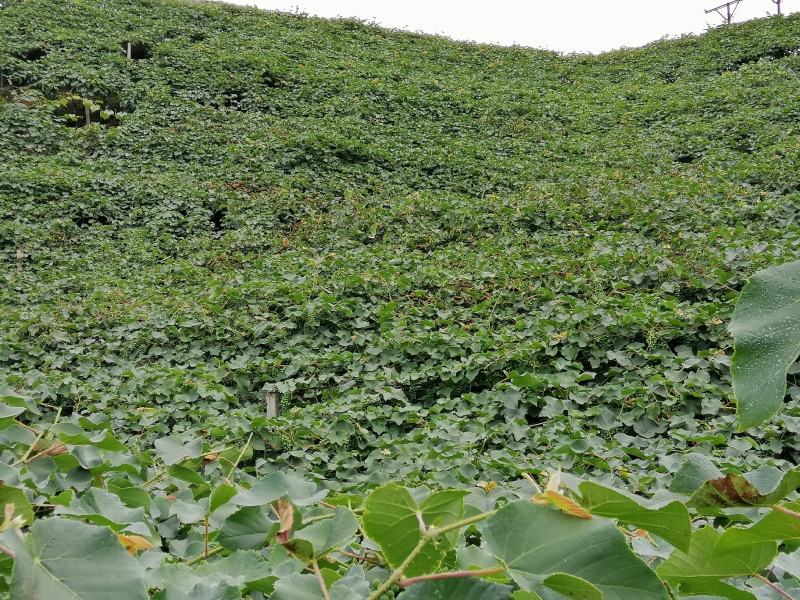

left=266, top=391, right=279, bottom=417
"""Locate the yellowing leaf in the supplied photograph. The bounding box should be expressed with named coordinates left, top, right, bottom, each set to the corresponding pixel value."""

left=534, top=491, right=592, bottom=519
left=117, top=534, right=153, bottom=555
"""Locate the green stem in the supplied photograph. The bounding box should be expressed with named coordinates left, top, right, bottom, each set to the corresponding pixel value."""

left=427, top=509, right=497, bottom=538
left=15, top=407, right=61, bottom=465
left=366, top=508, right=498, bottom=600
left=186, top=544, right=223, bottom=566
left=304, top=512, right=336, bottom=524
left=400, top=566, right=504, bottom=588
left=312, top=559, right=331, bottom=600
left=367, top=537, right=430, bottom=600
left=224, top=432, right=253, bottom=481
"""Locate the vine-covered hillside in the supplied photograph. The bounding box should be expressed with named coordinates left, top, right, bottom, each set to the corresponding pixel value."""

left=1, top=0, right=800, bottom=488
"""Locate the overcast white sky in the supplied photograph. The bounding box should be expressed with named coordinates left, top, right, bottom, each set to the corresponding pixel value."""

left=220, top=0, right=793, bottom=53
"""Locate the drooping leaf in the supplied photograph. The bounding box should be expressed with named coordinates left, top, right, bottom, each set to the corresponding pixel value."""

left=1, top=518, right=148, bottom=599
left=656, top=526, right=776, bottom=584
left=232, top=473, right=327, bottom=507
left=55, top=488, right=148, bottom=534
left=154, top=436, right=203, bottom=465
left=293, top=507, right=358, bottom=559
left=716, top=501, right=800, bottom=550
left=729, top=260, right=800, bottom=430
left=578, top=481, right=691, bottom=550
left=209, top=484, right=237, bottom=514
left=483, top=501, right=668, bottom=600
left=669, top=454, right=723, bottom=495
left=218, top=506, right=274, bottom=550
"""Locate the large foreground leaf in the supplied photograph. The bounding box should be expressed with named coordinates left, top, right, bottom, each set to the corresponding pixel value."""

left=657, top=526, right=776, bottom=584
left=482, top=501, right=668, bottom=600
left=578, top=481, right=691, bottom=551
left=0, top=518, right=148, bottom=600
left=729, top=260, right=800, bottom=430
left=362, top=484, right=465, bottom=577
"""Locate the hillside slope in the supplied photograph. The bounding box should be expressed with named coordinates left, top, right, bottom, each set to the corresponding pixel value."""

left=1, top=0, right=800, bottom=487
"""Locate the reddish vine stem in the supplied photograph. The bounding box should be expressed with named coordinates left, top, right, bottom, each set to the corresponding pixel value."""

left=400, top=567, right=505, bottom=588
left=312, top=559, right=331, bottom=600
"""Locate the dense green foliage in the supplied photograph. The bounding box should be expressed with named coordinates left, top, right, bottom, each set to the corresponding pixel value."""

left=4, top=382, right=800, bottom=600
left=2, top=0, right=800, bottom=486
left=3, top=0, right=800, bottom=596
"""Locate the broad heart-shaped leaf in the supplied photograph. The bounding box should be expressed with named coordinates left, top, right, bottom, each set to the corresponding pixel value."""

left=232, top=472, right=327, bottom=507
left=482, top=501, right=668, bottom=600
left=363, top=484, right=465, bottom=577
left=688, top=465, right=800, bottom=509
left=578, top=481, right=691, bottom=551
left=656, top=526, right=776, bottom=584
left=716, top=501, right=800, bottom=550
left=55, top=487, right=149, bottom=535
left=397, top=578, right=513, bottom=599
left=218, top=506, right=275, bottom=550
left=156, top=550, right=266, bottom=599
left=729, top=259, right=800, bottom=430
left=420, top=489, right=469, bottom=547
left=154, top=435, right=203, bottom=465
left=209, top=484, right=237, bottom=514
left=1, top=518, right=147, bottom=599
left=669, top=454, right=723, bottom=495
left=162, top=581, right=241, bottom=600
left=293, top=507, right=358, bottom=559
left=270, top=568, right=370, bottom=600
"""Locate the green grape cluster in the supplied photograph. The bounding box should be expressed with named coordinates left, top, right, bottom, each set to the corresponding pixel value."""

left=377, top=584, right=401, bottom=600
left=369, top=580, right=401, bottom=600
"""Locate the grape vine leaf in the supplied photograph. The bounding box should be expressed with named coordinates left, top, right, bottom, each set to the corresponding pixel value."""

left=218, top=506, right=275, bottom=550
left=270, top=569, right=369, bottom=600
left=0, top=518, right=148, bottom=600
left=363, top=484, right=464, bottom=577
left=656, top=526, right=776, bottom=583
left=293, top=507, right=358, bottom=559
left=578, top=481, right=691, bottom=551
left=482, top=501, right=668, bottom=600
left=232, top=472, right=327, bottom=507
left=729, top=260, right=800, bottom=430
